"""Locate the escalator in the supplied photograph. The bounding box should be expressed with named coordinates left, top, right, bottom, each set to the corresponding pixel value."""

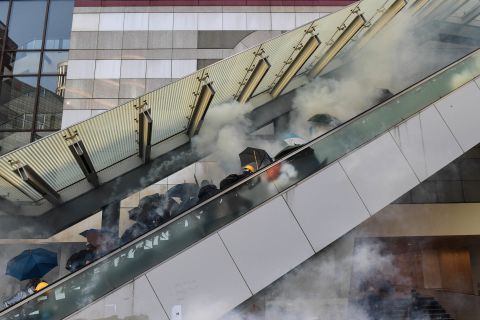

left=1, top=0, right=480, bottom=319
left=1, top=43, right=479, bottom=320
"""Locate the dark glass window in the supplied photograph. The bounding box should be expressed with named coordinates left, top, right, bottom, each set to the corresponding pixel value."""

left=33, top=131, right=55, bottom=140
left=8, top=0, right=47, bottom=50
left=0, top=132, right=31, bottom=155
left=0, top=76, right=38, bottom=130
left=37, top=76, right=63, bottom=130
left=0, top=0, right=73, bottom=148
left=1, top=50, right=16, bottom=75
left=45, top=0, right=74, bottom=49
left=8, top=51, right=41, bottom=75
left=0, top=1, right=9, bottom=25
left=42, top=51, right=68, bottom=73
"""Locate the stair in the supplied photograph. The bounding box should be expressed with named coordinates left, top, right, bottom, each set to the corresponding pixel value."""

left=350, top=292, right=454, bottom=320
left=411, top=295, right=454, bottom=320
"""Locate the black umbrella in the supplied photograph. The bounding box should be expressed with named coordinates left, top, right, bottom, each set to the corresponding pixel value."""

left=120, top=222, right=150, bottom=245
left=128, top=193, right=163, bottom=221
left=308, top=114, right=342, bottom=127
left=79, top=228, right=114, bottom=238
left=65, top=249, right=96, bottom=272
left=373, top=88, right=394, bottom=105
left=129, top=193, right=177, bottom=227
left=167, top=183, right=199, bottom=201
left=238, top=147, right=273, bottom=171
left=274, top=144, right=303, bottom=161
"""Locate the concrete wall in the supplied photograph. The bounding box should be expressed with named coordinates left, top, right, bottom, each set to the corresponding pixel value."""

left=394, top=144, right=480, bottom=204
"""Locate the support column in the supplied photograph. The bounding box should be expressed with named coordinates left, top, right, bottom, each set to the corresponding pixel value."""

left=101, top=201, right=121, bottom=237
left=0, top=196, right=20, bottom=215
left=273, top=113, right=290, bottom=138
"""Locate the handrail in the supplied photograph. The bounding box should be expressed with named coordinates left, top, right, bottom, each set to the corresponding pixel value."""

left=1, top=43, right=479, bottom=318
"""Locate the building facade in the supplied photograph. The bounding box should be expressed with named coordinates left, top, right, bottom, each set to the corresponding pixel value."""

left=1, top=1, right=480, bottom=320
left=62, top=1, right=351, bottom=128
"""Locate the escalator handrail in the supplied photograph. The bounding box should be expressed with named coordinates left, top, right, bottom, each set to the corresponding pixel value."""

left=1, top=46, right=479, bottom=317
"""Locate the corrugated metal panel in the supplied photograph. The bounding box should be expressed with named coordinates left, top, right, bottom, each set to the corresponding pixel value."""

left=0, top=0, right=397, bottom=205
left=4, top=132, right=85, bottom=191
left=253, top=26, right=314, bottom=96
left=303, top=4, right=362, bottom=74
left=0, top=175, right=33, bottom=202
left=203, top=46, right=260, bottom=106
left=144, top=72, right=201, bottom=144
left=72, top=100, right=138, bottom=172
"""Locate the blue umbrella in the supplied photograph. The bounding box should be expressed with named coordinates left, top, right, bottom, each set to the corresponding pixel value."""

left=280, top=133, right=306, bottom=147
left=6, top=248, right=58, bottom=281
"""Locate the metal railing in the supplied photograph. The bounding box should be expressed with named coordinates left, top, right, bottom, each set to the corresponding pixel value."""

left=1, top=39, right=479, bottom=320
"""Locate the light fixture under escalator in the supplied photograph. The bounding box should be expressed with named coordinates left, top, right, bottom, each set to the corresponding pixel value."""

left=187, top=83, right=215, bottom=138
left=237, top=58, right=271, bottom=104
left=270, top=35, right=321, bottom=98
left=15, top=164, right=61, bottom=205
left=308, top=14, right=366, bottom=80
left=354, top=0, right=407, bottom=52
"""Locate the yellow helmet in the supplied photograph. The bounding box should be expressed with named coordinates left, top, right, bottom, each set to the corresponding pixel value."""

left=243, top=164, right=255, bottom=173
left=35, top=281, right=48, bottom=292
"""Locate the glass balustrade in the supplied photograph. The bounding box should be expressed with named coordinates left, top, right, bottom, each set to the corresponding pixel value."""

left=1, top=45, right=479, bottom=320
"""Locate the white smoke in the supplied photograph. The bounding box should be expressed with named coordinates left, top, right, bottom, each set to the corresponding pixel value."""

left=190, top=7, right=473, bottom=177
left=192, top=101, right=253, bottom=173
left=267, top=163, right=298, bottom=194
left=71, top=316, right=148, bottom=320
left=192, top=102, right=285, bottom=173
left=219, top=239, right=434, bottom=320
left=289, top=11, right=471, bottom=142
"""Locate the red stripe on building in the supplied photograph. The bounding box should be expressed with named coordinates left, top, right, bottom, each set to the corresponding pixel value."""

left=75, top=0, right=356, bottom=7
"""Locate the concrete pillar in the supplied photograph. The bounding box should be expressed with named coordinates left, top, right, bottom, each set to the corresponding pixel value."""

left=102, top=201, right=121, bottom=237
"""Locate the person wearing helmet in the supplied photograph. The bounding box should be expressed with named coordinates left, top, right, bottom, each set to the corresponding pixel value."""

left=242, top=163, right=256, bottom=174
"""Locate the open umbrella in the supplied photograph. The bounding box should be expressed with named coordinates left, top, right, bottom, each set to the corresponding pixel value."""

left=373, top=88, right=394, bottom=105
left=308, top=114, right=342, bottom=127
left=6, top=248, right=58, bottom=281
left=128, top=193, right=163, bottom=221
left=167, top=183, right=199, bottom=201
left=65, top=249, right=96, bottom=272
left=274, top=144, right=303, bottom=160
left=281, top=133, right=306, bottom=147
left=128, top=194, right=177, bottom=221
left=79, top=228, right=114, bottom=238
left=238, top=147, right=273, bottom=171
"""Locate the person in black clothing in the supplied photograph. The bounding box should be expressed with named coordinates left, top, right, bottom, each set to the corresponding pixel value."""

left=65, top=247, right=96, bottom=272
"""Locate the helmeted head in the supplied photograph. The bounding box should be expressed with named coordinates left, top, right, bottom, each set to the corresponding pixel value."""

left=242, top=163, right=256, bottom=174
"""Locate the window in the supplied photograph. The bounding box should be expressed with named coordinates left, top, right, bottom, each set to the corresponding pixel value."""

left=37, top=76, right=64, bottom=130
left=8, top=51, right=41, bottom=75
left=45, top=0, right=74, bottom=49
left=0, top=0, right=74, bottom=153
left=0, top=1, right=9, bottom=25
left=0, top=76, right=38, bottom=130
left=7, top=0, right=47, bottom=50
left=42, top=51, right=68, bottom=73
left=0, top=131, right=31, bottom=154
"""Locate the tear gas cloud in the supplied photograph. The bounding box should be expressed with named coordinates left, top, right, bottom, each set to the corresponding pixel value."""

left=193, top=9, right=472, bottom=174
left=192, top=101, right=284, bottom=173
left=289, top=13, right=468, bottom=139
left=70, top=6, right=473, bottom=320
left=191, top=101, right=253, bottom=173
left=220, top=240, right=430, bottom=320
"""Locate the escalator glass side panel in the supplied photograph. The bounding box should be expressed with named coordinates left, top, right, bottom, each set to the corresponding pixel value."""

left=1, top=50, right=479, bottom=320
